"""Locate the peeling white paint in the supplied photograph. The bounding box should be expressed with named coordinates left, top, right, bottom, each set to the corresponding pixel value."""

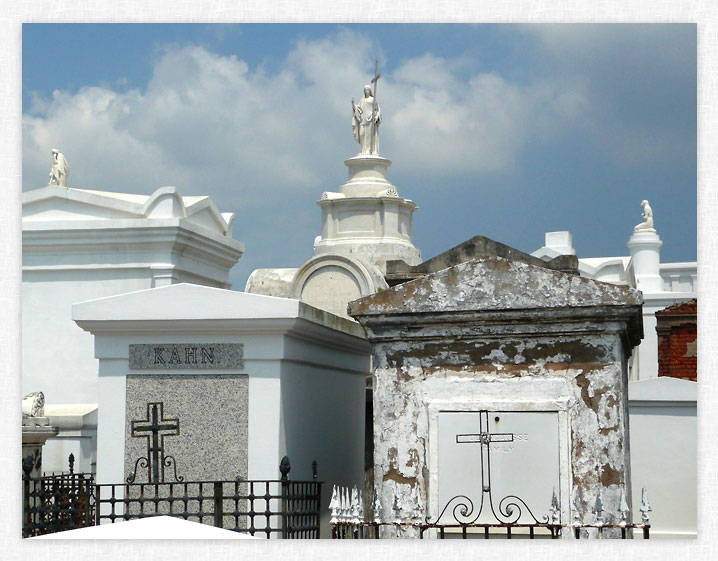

left=353, top=256, right=642, bottom=538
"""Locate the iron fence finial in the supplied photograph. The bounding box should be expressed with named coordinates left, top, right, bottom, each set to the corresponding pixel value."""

left=68, top=453, right=75, bottom=474
left=372, top=489, right=382, bottom=524
left=572, top=488, right=582, bottom=525
left=640, top=487, right=652, bottom=524
left=329, top=485, right=340, bottom=523
left=593, top=489, right=604, bottom=526
left=279, top=455, right=291, bottom=481
left=618, top=488, right=629, bottom=526
left=312, top=460, right=318, bottom=480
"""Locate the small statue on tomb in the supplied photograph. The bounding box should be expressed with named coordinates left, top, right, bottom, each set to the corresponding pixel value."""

left=352, top=62, right=382, bottom=156
left=22, top=391, right=45, bottom=418
left=48, top=149, right=69, bottom=187
left=634, top=199, right=654, bottom=231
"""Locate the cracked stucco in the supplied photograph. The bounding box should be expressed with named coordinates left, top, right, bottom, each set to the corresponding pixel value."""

left=351, top=256, right=642, bottom=538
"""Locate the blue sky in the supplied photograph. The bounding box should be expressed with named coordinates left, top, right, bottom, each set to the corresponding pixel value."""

left=22, top=24, right=696, bottom=290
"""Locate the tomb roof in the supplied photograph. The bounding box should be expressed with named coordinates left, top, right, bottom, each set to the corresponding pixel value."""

left=22, top=185, right=234, bottom=238
left=350, top=255, right=642, bottom=317
left=385, top=234, right=578, bottom=286
left=655, top=298, right=697, bottom=316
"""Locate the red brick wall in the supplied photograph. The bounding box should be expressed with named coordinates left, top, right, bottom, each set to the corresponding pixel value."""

left=656, top=299, right=697, bottom=381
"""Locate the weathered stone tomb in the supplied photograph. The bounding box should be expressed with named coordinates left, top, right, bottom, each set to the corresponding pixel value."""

left=349, top=256, right=643, bottom=538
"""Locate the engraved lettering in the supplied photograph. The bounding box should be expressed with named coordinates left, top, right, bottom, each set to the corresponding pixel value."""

left=201, top=347, right=215, bottom=364
left=130, top=343, right=243, bottom=369
left=154, top=348, right=166, bottom=364
left=168, top=347, right=181, bottom=364
left=185, top=346, right=197, bottom=365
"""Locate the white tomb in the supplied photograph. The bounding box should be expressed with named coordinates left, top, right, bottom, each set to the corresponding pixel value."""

left=73, top=283, right=369, bottom=536
left=628, top=377, right=696, bottom=538
left=22, top=184, right=245, bottom=473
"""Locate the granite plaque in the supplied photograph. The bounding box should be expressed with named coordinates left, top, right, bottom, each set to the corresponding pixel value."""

left=129, top=343, right=243, bottom=369
left=125, top=374, right=248, bottom=483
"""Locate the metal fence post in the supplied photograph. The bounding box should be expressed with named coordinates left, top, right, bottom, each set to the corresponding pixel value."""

left=93, top=484, right=100, bottom=527
left=280, top=456, right=291, bottom=539
left=213, top=482, right=224, bottom=528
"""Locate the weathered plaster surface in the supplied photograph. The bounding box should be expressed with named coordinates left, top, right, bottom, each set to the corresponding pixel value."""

left=350, top=256, right=642, bottom=538
left=349, top=256, right=642, bottom=317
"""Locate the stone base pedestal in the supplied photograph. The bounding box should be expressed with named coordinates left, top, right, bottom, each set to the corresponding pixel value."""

left=22, top=418, right=59, bottom=477
left=340, top=156, right=395, bottom=198
left=628, top=229, right=663, bottom=293
left=247, top=153, right=422, bottom=319
left=314, top=196, right=421, bottom=268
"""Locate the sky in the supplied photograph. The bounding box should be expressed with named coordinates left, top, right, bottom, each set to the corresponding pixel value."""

left=22, top=23, right=697, bottom=291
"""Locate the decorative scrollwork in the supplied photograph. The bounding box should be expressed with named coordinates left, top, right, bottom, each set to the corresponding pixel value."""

left=163, top=455, right=184, bottom=482
left=434, top=494, right=481, bottom=525
left=126, top=457, right=149, bottom=483
left=494, top=495, right=548, bottom=525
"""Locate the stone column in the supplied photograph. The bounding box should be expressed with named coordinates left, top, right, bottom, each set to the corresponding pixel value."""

left=628, top=229, right=663, bottom=293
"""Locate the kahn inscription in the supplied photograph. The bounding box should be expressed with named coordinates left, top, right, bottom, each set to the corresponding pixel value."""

left=129, top=344, right=244, bottom=370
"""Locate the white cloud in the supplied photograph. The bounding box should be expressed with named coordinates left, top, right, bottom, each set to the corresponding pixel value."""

left=23, top=30, right=589, bottom=203
left=512, top=24, right=695, bottom=167
left=385, top=66, right=587, bottom=173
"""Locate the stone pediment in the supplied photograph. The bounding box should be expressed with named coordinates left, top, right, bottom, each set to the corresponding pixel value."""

left=349, top=256, right=643, bottom=317
left=73, top=283, right=303, bottom=322
left=385, top=234, right=578, bottom=286
left=72, top=283, right=365, bottom=338
left=22, top=186, right=233, bottom=236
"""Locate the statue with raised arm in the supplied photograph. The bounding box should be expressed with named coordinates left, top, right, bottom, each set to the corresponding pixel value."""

left=634, top=199, right=654, bottom=231
left=352, top=63, right=382, bottom=156
left=49, top=149, right=69, bottom=187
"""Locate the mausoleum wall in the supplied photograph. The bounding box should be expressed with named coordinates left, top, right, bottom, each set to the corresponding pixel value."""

left=350, top=257, right=642, bottom=538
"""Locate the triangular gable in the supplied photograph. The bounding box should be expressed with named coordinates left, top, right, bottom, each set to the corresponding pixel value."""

left=72, top=283, right=301, bottom=322
left=349, top=256, right=642, bottom=317
left=22, top=187, right=144, bottom=221
left=23, top=186, right=232, bottom=237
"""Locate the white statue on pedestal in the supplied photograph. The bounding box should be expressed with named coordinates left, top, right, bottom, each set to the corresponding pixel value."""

left=352, top=63, right=382, bottom=156
left=634, top=199, right=654, bottom=231
left=49, top=149, right=69, bottom=187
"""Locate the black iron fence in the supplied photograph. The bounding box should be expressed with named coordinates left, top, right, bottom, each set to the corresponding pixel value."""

left=23, top=455, right=322, bottom=538
left=331, top=520, right=649, bottom=539
left=22, top=455, right=95, bottom=538
left=329, top=484, right=651, bottom=540
left=95, top=478, right=321, bottom=538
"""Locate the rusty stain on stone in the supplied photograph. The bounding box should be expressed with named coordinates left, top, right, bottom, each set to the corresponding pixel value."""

left=406, top=448, right=419, bottom=468
left=574, top=372, right=605, bottom=413
left=600, top=464, right=622, bottom=487
left=382, top=469, right=418, bottom=487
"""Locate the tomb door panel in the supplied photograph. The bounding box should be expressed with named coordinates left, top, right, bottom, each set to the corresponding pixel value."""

left=437, top=410, right=560, bottom=525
